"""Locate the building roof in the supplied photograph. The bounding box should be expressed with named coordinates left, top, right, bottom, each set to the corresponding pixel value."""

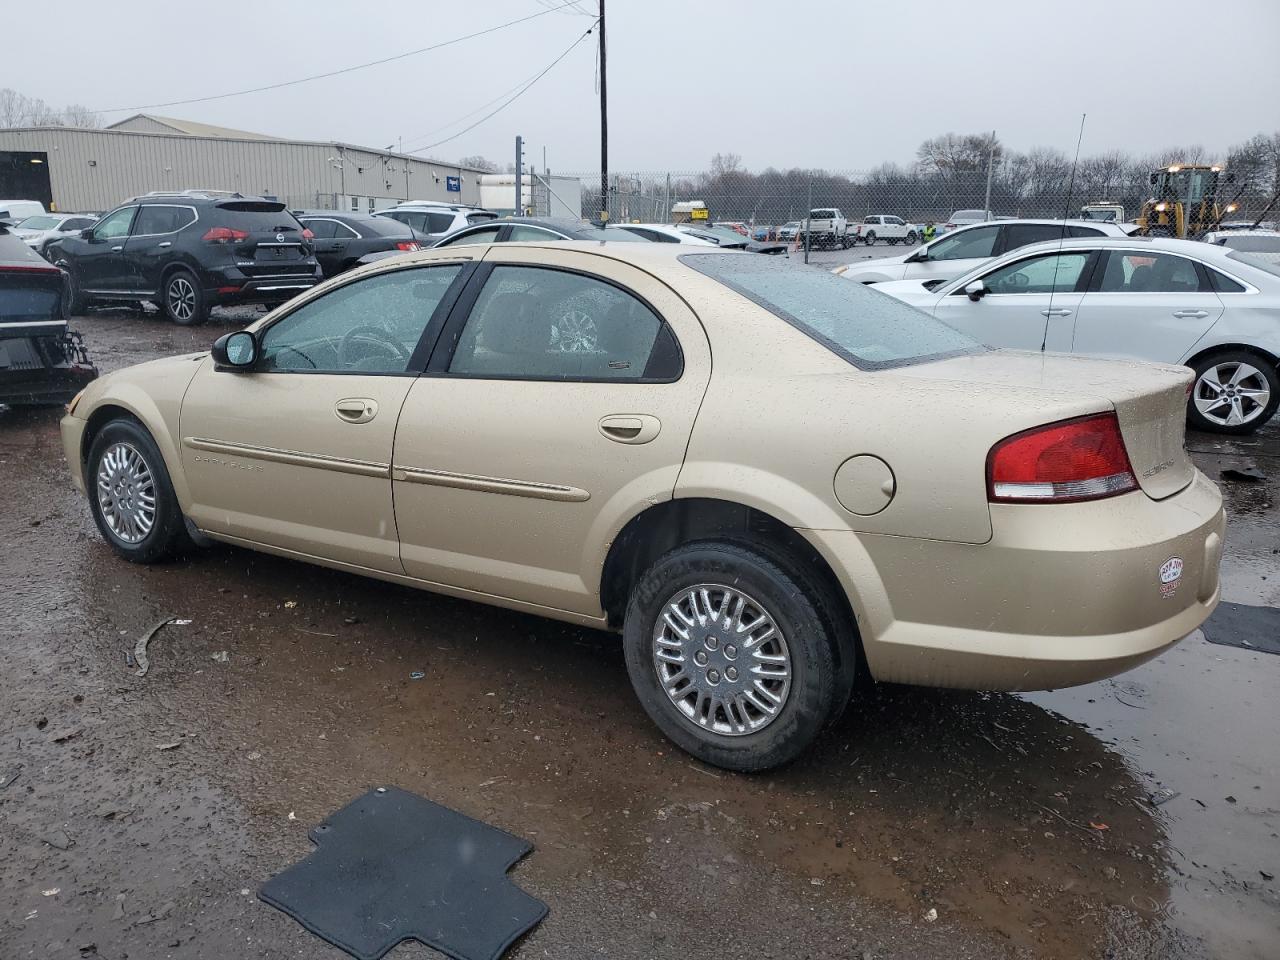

left=105, top=113, right=277, bottom=140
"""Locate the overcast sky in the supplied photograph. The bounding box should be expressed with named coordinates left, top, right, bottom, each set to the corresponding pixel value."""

left=6, top=0, right=1279, bottom=172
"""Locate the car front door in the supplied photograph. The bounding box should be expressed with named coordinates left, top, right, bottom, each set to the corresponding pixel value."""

left=179, top=260, right=472, bottom=572
left=391, top=247, right=711, bottom=617
left=73, top=205, right=137, bottom=292
left=932, top=249, right=1096, bottom=351
left=125, top=204, right=196, bottom=296
left=902, top=223, right=1001, bottom=283
left=1070, top=250, right=1225, bottom=362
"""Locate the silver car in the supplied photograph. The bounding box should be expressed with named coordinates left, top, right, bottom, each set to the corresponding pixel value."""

left=833, top=219, right=1132, bottom=286
left=11, top=212, right=99, bottom=258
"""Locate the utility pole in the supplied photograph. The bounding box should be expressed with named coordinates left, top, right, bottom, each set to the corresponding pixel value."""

left=515, top=135, right=523, bottom=216
left=598, top=0, right=608, bottom=225
left=983, top=129, right=996, bottom=220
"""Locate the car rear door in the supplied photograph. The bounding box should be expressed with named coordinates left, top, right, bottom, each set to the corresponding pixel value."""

left=1070, top=249, right=1225, bottom=362
left=179, top=261, right=471, bottom=572
left=931, top=249, right=1096, bottom=351
left=391, top=246, right=711, bottom=617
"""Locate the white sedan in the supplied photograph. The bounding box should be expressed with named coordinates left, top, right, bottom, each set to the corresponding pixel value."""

left=873, top=237, right=1280, bottom=433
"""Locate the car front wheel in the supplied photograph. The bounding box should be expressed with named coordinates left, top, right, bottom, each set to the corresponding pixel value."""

left=163, top=269, right=208, bottom=325
left=1188, top=352, right=1279, bottom=434
left=623, top=541, right=843, bottom=772
left=87, top=418, right=193, bottom=562
left=864, top=231, right=876, bottom=246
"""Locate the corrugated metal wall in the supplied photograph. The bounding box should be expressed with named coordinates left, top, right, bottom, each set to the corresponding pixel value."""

left=0, top=127, right=487, bottom=213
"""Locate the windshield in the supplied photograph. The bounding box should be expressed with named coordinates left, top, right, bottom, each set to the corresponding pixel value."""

left=685, top=225, right=748, bottom=246
left=17, top=215, right=61, bottom=230
left=681, top=253, right=983, bottom=369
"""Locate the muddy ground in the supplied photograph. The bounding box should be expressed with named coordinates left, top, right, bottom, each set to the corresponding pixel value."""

left=2, top=306, right=1277, bottom=960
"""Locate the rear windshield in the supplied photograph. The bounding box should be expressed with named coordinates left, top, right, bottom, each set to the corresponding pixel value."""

left=681, top=253, right=983, bottom=369
left=1229, top=249, right=1280, bottom=275
left=466, top=211, right=498, bottom=224
left=361, top=217, right=414, bottom=237
left=17, top=215, right=60, bottom=230
left=953, top=210, right=987, bottom=220
left=0, top=272, right=63, bottom=322
left=211, top=202, right=304, bottom=233
left=1221, top=235, right=1280, bottom=253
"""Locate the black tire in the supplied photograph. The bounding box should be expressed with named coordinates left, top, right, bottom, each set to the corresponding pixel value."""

left=162, top=268, right=208, bottom=325
left=1187, top=351, right=1280, bottom=435
left=906, top=231, right=918, bottom=245
left=58, top=261, right=88, bottom=315
left=623, top=541, right=846, bottom=772
left=864, top=231, right=877, bottom=246
left=86, top=418, right=193, bottom=563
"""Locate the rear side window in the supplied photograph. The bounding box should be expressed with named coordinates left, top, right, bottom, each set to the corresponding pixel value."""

left=1067, top=225, right=1104, bottom=238
left=301, top=218, right=338, bottom=239
left=1207, top=268, right=1246, bottom=293
left=1001, top=223, right=1069, bottom=250
left=682, top=252, right=981, bottom=369
left=448, top=265, right=668, bottom=380
left=438, top=225, right=502, bottom=246
left=1097, top=252, right=1204, bottom=293
left=133, top=205, right=196, bottom=235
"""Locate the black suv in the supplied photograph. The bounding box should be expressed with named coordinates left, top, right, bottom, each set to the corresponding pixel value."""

left=0, top=225, right=97, bottom=405
left=47, top=191, right=321, bottom=325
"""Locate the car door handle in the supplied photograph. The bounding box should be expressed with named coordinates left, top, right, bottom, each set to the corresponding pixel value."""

left=111, top=245, right=123, bottom=251
left=1039, top=308, right=1072, bottom=317
left=1172, top=309, right=1209, bottom=319
left=158, top=241, right=172, bottom=248
left=599, top=414, right=661, bottom=444
left=334, top=398, right=378, bottom=424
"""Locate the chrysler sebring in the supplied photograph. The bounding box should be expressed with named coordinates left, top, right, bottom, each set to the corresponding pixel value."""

left=61, top=243, right=1224, bottom=771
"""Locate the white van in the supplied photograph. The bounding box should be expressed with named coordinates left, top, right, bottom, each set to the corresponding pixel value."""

left=0, top=200, right=48, bottom=223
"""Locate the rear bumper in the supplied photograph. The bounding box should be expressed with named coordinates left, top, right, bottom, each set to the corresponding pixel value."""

left=808, top=470, right=1225, bottom=691
left=203, top=263, right=321, bottom=305
left=0, top=335, right=98, bottom=405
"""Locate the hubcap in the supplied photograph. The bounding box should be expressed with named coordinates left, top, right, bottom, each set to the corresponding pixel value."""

left=168, top=277, right=195, bottom=321
left=1194, top=361, right=1270, bottom=427
left=96, top=442, right=156, bottom=544
left=653, top=584, right=792, bottom=737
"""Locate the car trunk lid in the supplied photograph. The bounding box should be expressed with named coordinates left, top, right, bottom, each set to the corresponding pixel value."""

left=899, top=350, right=1196, bottom=500
left=208, top=201, right=315, bottom=277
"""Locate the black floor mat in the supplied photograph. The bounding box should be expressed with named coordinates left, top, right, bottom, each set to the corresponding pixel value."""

left=260, top=786, right=547, bottom=960
left=1202, top=601, right=1280, bottom=655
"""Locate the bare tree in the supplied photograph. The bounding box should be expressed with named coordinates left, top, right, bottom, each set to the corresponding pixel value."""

left=62, top=103, right=100, bottom=128
left=458, top=155, right=499, bottom=173
left=710, top=152, right=742, bottom=177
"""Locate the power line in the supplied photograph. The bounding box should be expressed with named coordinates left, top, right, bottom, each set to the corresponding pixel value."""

left=92, top=2, right=584, bottom=114
left=407, top=24, right=595, bottom=155
left=399, top=63, right=560, bottom=150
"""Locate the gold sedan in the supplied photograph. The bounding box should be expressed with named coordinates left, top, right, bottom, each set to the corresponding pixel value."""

left=61, top=241, right=1224, bottom=771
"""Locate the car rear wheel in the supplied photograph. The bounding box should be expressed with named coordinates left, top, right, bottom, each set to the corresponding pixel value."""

left=1188, top=351, right=1279, bottom=434
left=163, top=269, right=208, bottom=325
left=906, top=231, right=918, bottom=245
left=864, top=231, right=877, bottom=246
left=87, top=419, right=193, bottom=563
left=623, top=541, right=843, bottom=772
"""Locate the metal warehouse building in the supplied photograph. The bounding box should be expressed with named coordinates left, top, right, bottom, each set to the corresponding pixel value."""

left=0, top=114, right=496, bottom=214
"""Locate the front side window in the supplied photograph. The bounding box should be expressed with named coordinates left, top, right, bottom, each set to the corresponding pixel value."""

left=927, top=224, right=999, bottom=261
left=1098, top=252, right=1203, bottom=293
left=438, top=224, right=502, bottom=246
left=259, top=265, right=463, bottom=373
left=981, top=252, right=1091, bottom=294
left=93, top=207, right=135, bottom=240
left=449, top=265, right=666, bottom=380
left=683, top=252, right=981, bottom=369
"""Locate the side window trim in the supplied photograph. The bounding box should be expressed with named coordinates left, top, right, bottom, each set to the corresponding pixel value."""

left=252, top=260, right=477, bottom=376
left=425, top=261, right=684, bottom=383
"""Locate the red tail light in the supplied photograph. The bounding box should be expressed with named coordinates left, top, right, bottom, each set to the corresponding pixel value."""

left=944, top=223, right=957, bottom=230
left=301, top=228, right=314, bottom=239
left=395, top=241, right=420, bottom=251
left=202, top=226, right=249, bottom=243
left=987, top=413, right=1137, bottom=504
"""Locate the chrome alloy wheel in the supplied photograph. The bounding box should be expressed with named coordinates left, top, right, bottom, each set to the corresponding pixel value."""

left=653, top=584, right=792, bottom=736
left=1194, top=361, right=1271, bottom=428
left=167, top=276, right=196, bottom=322
left=96, top=442, right=156, bottom=544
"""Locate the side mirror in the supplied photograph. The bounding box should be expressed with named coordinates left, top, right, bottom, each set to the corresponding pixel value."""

left=82, top=228, right=101, bottom=241
left=211, top=331, right=258, bottom=370
left=965, top=280, right=987, bottom=302
left=905, top=250, right=928, bottom=263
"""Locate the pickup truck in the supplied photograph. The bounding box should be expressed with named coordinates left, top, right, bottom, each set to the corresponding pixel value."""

left=850, top=215, right=919, bottom=247
left=803, top=208, right=849, bottom=248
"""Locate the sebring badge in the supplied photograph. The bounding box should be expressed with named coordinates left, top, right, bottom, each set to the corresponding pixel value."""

left=1159, top=556, right=1184, bottom=598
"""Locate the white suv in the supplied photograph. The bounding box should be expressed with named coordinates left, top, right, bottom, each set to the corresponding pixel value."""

left=376, top=201, right=497, bottom=243
left=833, top=219, right=1132, bottom=286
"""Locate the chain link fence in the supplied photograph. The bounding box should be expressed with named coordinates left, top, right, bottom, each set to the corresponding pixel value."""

left=567, top=159, right=1280, bottom=238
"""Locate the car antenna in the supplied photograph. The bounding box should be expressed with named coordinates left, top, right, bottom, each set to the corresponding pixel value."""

left=1041, top=113, right=1087, bottom=353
